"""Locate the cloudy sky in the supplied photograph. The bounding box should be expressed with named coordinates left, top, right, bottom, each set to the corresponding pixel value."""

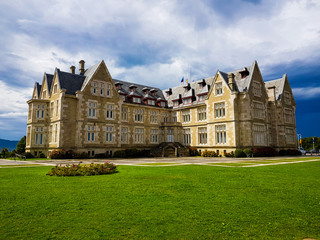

left=0, top=0, right=319, bottom=140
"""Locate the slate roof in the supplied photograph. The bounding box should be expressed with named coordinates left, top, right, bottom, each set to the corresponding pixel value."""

left=80, top=61, right=102, bottom=91
left=218, top=63, right=254, bottom=92
left=45, top=73, right=53, bottom=92
left=56, top=68, right=86, bottom=95
left=163, top=77, right=214, bottom=107
left=35, top=82, right=42, bottom=98
left=113, top=79, right=166, bottom=103
left=264, top=74, right=286, bottom=101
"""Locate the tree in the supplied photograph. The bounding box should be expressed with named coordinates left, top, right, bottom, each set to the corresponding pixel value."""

left=301, top=137, right=319, bottom=150
left=1, top=148, right=9, bottom=158
left=16, top=136, right=26, bottom=154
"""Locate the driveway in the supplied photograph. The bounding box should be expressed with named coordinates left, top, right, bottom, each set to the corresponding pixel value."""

left=0, top=155, right=319, bottom=167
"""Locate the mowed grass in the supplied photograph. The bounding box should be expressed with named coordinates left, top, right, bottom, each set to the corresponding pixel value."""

left=1, top=162, right=320, bottom=239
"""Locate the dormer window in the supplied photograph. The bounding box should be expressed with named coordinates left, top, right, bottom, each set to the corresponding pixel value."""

left=183, top=98, right=192, bottom=105
left=240, top=68, right=249, bottom=79
left=115, top=82, right=123, bottom=90
left=150, top=89, right=157, bottom=96
left=142, top=87, right=150, bottom=95
left=129, top=85, right=137, bottom=92
left=133, top=97, right=141, bottom=103
left=148, top=99, right=155, bottom=105
left=198, top=79, right=206, bottom=89
left=166, top=88, right=172, bottom=97
left=173, top=100, right=179, bottom=107
left=160, top=101, right=166, bottom=107
left=198, top=95, right=206, bottom=102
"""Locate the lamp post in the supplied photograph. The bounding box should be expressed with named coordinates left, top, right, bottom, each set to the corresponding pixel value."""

left=297, top=134, right=302, bottom=148
left=313, top=137, right=315, bottom=151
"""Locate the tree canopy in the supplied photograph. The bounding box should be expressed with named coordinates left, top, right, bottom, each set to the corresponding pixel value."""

left=16, top=136, right=26, bottom=154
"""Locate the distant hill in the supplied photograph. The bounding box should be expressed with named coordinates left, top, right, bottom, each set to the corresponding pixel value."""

left=0, top=139, right=19, bottom=151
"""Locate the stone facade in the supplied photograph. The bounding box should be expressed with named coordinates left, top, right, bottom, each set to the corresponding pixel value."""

left=26, top=60, right=297, bottom=157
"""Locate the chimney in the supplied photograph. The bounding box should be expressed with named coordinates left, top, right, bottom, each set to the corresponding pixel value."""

left=228, top=73, right=235, bottom=91
left=79, top=60, right=85, bottom=74
left=70, top=65, right=76, bottom=74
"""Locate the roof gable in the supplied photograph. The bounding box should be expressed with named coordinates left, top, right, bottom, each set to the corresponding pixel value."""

left=32, top=82, right=41, bottom=99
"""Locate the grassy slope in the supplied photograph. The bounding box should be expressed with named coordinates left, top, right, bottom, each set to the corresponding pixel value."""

left=0, top=163, right=319, bottom=239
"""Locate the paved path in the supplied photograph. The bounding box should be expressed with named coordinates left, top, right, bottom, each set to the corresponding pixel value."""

left=0, top=156, right=319, bottom=168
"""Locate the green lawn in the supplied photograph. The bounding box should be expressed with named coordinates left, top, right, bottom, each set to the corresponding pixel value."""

left=0, top=162, right=319, bottom=239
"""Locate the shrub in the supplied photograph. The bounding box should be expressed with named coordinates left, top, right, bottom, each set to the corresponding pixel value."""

left=253, top=147, right=278, bottom=157
left=113, top=150, right=126, bottom=158
left=278, top=149, right=287, bottom=156
left=39, top=153, right=46, bottom=158
left=201, top=150, right=218, bottom=157
left=286, top=149, right=302, bottom=156
left=243, top=148, right=253, bottom=157
left=113, top=149, right=150, bottom=158
left=235, top=149, right=246, bottom=158
left=94, top=153, right=107, bottom=159
left=49, top=150, right=67, bottom=159
left=74, top=152, right=89, bottom=159
left=47, top=161, right=118, bottom=177
left=189, top=147, right=200, bottom=156
left=23, top=152, right=34, bottom=158
left=224, top=151, right=234, bottom=158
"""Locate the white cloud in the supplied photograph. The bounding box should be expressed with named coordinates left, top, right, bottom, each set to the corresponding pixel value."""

left=292, top=87, right=320, bottom=99
left=0, top=80, right=32, bottom=116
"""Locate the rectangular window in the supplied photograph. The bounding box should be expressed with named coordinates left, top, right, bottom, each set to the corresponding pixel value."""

left=87, top=125, right=95, bottom=142
left=253, top=81, right=262, bottom=97
left=106, top=126, right=113, bottom=143
left=216, top=82, right=223, bottom=95
left=134, top=109, right=144, bottom=122
left=133, top=97, right=141, bottom=103
left=56, top=100, right=59, bottom=116
left=172, top=112, right=177, bottom=122
left=173, top=101, right=179, bottom=107
left=183, top=98, right=192, bottom=105
left=198, top=127, right=207, bottom=145
left=35, top=132, right=38, bottom=144
left=121, top=107, right=128, bottom=121
left=88, top=102, right=97, bottom=118
left=253, top=101, right=265, bottom=119
left=160, top=101, right=166, bottom=107
left=150, top=129, right=159, bottom=143
left=198, top=95, right=206, bottom=102
left=148, top=99, right=155, bottom=105
left=35, top=127, right=44, bottom=145
left=183, top=128, right=191, bottom=145
left=106, top=104, right=114, bottom=119
left=215, top=102, right=225, bottom=118
left=106, top=84, right=111, bottom=96
left=284, top=108, right=293, bottom=123
left=134, top=128, right=144, bottom=144
left=150, top=111, right=158, bottom=123
left=50, top=102, right=54, bottom=118
left=54, top=124, right=58, bottom=143
left=182, top=109, right=191, bottom=123
left=161, top=112, right=169, bottom=123
left=198, top=107, right=206, bottom=121
left=253, top=124, right=265, bottom=145
left=285, top=127, right=295, bottom=144
left=284, top=91, right=291, bottom=105
left=216, top=125, right=227, bottom=144
left=53, top=84, right=58, bottom=94
left=121, top=127, right=128, bottom=143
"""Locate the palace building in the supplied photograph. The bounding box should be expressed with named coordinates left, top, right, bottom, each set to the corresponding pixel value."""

left=26, top=60, right=297, bottom=157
